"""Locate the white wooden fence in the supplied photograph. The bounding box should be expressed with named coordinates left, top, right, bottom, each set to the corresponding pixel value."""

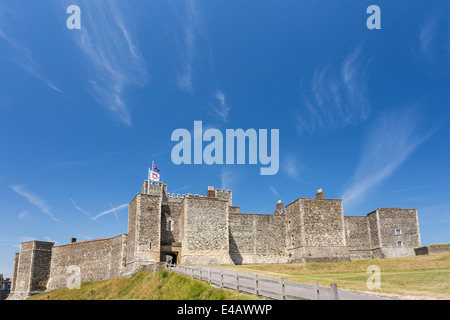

left=166, top=263, right=339, bottom=300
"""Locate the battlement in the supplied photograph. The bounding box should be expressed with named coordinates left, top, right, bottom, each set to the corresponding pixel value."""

left=141, top=180, right=167, bottom=197
left=208, top=187, right=233, bottom=205
left=7, top=181, right=422, bottom=299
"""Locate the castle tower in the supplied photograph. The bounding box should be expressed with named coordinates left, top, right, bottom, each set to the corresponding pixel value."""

left=123, top=181, right=164, bottom=275
left=285, top=189, right=351, bottom=263
left=8, top=241, right=54, bottom=299
left=180, top=186, right=234, bottom=265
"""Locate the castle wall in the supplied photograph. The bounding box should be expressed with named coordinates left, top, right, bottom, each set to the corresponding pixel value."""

left=124, top=188, right=162, bottom=275
left=161, top=197, right=184, bottom=245
left=228, top=213, right=288, bottom=264
left=285, top=198, right=350, bottom=263
left=376, top=208, right=421, bottom=258
left=9, top=241, right=54, bottom=299
left=415, top=244, right=450, bottom=255
left=367, top=211, right=382, bottom=258
left=214, top=189, right=232, bottom=206
left=47, top=235, right=126, bottom=291
left=181, top=197, right=233, bottom=265
left=284, top=200, right=304, bottom=261
left=10, top=253, right=19, bottom=295
left=125, top=194, right=137, bottom=273
left=344, top=216, right=372, bottom=259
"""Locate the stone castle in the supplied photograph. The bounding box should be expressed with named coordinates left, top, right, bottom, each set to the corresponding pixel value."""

left=8, top=181, right=421, bottom=299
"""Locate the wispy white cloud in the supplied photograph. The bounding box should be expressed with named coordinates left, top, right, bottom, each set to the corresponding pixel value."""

left=417, top=13, right=450, bottom=68
left=419, top=17, right=437, bottom=55
left=282, top=154, right=302, bottom=181
left=70, top=1, right=147, bottom=126
left=90, top=203, right=128, bottom=221
left=212, top=90, right=231, bottom=123
left=342, top=107, right=433, bottom=208
left=70, top=198, right=92, bottom=217
left=171, top=185, right=192, bottom=193
left=0, top=29, right=62, bottom=93
left=176, top=0, right=202, bottom=93
left=220, top=167, right=236, bottom=190
left=11, top=185, right=59, bottom=222
left=297, top=47, right=370, bottom=134
left=18, top=211, right=29, bottom=220
left=268, top=186, right=281, bottom=198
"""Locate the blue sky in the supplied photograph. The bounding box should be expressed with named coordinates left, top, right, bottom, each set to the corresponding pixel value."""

left=1, top=1, right=449, bottom=277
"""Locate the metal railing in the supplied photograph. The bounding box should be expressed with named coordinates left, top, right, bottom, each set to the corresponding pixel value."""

left=165, top=263, right=339, bottom=300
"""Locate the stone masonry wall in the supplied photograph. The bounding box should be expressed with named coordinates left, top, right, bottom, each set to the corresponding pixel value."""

left=344, top=216, right=372, bottom=259
left=297, top=198, right=350, bottom=262
left=377, top=208, right=421, bottom=258
left=415, top=244, right=450, bottom=255
left=161, top=198, right=184, bottom=245
left=182, top=197, right=233, bottom=265
left=229, top=213, right=288, bottom=264
left=9, top=241, right=54, bottom=299
left=367, top=210, right=381, bottom=258
left=9, top=253, right=19, bottom=296
left=135, top=194, right=162, bottom=264
left=284, top=200, right=304, bottom=261
left=47, top=234, right=126, bottom=291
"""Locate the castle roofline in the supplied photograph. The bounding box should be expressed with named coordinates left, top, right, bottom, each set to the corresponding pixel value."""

left=55, top=234, right=127, bottom=248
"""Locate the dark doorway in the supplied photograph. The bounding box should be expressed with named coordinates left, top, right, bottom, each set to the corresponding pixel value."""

left=161, top=252, right=178, bottom=265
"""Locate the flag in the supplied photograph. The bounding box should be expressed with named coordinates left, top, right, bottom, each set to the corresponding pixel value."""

left=153, top=163, right=160, bottom=172
left=149, top=169, right=160, bottom=182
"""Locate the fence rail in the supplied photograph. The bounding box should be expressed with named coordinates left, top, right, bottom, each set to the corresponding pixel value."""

left=166, top=263, right=339, bottom=300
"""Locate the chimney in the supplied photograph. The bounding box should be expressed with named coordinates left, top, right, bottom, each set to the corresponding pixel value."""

left=206, top=186, right=215, bottom=198
left=70, top=238, right=77, bottom=244
left=316, top=188, right=325, bottom=200
left=274, top=200, right=284, bottom=215
left=0, top=274, right=3, bottom=280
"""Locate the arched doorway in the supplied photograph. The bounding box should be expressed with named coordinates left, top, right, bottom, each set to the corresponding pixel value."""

left=161, top=252, right=178, bottom=265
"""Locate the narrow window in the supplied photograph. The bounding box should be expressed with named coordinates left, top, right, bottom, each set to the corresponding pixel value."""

left=168, top=220, right=172, bottom=231
left=291, top=234, right=295, bottom=247
left=149, top=242, right=152, bottom=249
left=288, top=221, right=292, bottom=230
left=395, top=229, right=401, bottom=235
left=397, top=241, right=403, bottom=247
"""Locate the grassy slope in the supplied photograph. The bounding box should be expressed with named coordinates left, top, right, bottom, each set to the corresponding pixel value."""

left=28, top=269, right=259, bottom=300
left=218, top=253, right=450, bottom=300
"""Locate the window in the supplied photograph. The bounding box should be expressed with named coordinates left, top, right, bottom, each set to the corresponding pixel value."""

left=288, top=221, right=292, bottom=230
left=149, top=242, right=152, bottom=249
left=395, top=229, right=401, bottom=235
left=291, top=234, right=295, bottom=248
left=397, top=241, right=403, bottom=247
left=167, top=220, right=172, bottom=231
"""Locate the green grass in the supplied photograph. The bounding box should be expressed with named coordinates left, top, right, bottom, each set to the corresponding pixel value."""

left=218, top=253, right=450, bottom=300
left=28, top=269, right=259, bottom=300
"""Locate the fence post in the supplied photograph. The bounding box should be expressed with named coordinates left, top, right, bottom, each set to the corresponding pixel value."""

left=314, top=281, right=320, bottom=300
left=330, top=283, right=339, bottom=300
left=220, top=270, right=224, bottom=288
left=280, top=278, right=285, bottom=300
left=255, top=274, right=259, bottom=296
left=208, top=268, right=211, bottom=283
left=236, top=272, right=240, bottom=291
